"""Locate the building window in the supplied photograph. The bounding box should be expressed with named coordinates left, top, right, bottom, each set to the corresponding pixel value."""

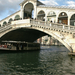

left=15, top=15, right=20, bottom=20
left=48, top=11, right=55, bottom=16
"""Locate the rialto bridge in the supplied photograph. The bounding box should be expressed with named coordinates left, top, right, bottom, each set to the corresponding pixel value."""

left=0, top=0, right=75, bottom=53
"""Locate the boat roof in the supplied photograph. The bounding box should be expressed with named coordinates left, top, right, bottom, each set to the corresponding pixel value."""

left=2, top=41, right=39, bottom=44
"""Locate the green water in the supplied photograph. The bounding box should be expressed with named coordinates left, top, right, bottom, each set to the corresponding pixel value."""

left=0, top=46, right=75, bottom=75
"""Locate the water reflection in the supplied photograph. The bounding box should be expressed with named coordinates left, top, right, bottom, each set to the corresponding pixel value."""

left=0, top=46, right=75, bottom=75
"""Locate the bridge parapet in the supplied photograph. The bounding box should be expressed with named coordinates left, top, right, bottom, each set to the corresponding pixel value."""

left=0, top=24, right=12, bottom=33
left=30, top=19, right=75, bottom=32
left=0, top=19, right=32, bottom=34
left=51, top=23, right=75, bottom=31
left=11, top=19, right=31, bottom=28
left=0, top=19, right=75, bottom=34
left=0, top=19, right=75, bottom=33
left=11, top=19, right=30, bottom=25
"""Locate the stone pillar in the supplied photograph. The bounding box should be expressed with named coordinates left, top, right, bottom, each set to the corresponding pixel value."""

left=50, top=36, right=51, bottom=45
left=71, top=44, right=75, bottom=52
left=34, top=4, right=37, bottom=19
left=56, top=15, right=58, bottom=23
left=45, top=14, right=47, bottom=22
left=68, top=17, right=70, bottom=25
left=21, top=6, right=23, bottom=20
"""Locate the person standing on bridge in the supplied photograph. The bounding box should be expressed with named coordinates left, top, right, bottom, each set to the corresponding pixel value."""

left=50, top=20, right=52, bottom=26
left=51, top=20, right=52, bottom=23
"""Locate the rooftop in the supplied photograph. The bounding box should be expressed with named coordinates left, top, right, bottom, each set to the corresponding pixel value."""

left=38, top=5, right=75, bottom=10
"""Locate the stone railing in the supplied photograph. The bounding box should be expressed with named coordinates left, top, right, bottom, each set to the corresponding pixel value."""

left=51, top=23, right=75, bottom=31
left=11, top=19, right=30, bottom=25
left=30, top=19, right=75, bottom=31
left=0, top=24, right=12, bottom=33
left=0, top=19, right=31, bottom=33
left=0, top=19, right=75, bottom=33
left=30, top=19, right=46, bottom=25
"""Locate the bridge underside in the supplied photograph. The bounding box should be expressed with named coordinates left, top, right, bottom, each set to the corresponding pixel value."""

left=0, top=28, right=47, bottom=42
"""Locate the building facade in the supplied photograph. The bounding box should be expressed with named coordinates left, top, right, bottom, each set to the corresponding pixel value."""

left=0, top=0, right=75, bottom=26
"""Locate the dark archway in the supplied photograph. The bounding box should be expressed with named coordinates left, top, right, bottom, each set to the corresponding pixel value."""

left=3, top=21, right=7, bottom=26
left=0, top=27, right=72, bottom=52
left=14, top=15, right=20, bottom=20
left=8, top=18, right=13, bottom=23
left=0, top=28, right=47, bottom=42
left=37, top=10, right=45, bottom=21
left=70, top=14, right=75, bottom=26
left=58, top=12, right=68, bottom=25
left=23, top=3, right=34, bottom=19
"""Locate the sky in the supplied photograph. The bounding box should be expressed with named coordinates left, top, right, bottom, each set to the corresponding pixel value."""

left=0, top=0, right=75, bottom=20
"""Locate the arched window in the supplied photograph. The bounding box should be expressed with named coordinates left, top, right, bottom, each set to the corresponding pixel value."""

left=47, top=11, right=56, bottom=22
left=8, top=18, right=13, bottom=23
left=59, top=12, right=67, bottom=17
left=37, top=10, right=45, bottom=21
left=47, top=11, right=56, bottom=17
left=3, top=21, right=7, bottom=26
left=14, top=15, right=20, bottom=20
left=58, top=12, right=68, bottom=25
left=70, top=14, right=75, bottom=26
left=38, top=10, right=45, bottom=15
left=24, top=3, right=34, bottom=19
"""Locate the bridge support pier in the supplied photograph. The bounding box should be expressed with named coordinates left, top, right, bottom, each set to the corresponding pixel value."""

left=68, top=44, right=75, bottom=55
left=71, top=44, right=75, bottom=52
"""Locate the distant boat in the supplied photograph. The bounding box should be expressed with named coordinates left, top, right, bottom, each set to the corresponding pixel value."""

left=1, top=41, right=40, bottom=51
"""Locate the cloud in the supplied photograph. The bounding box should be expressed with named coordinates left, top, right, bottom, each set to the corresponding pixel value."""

left=0, top=0, right=24, bottom=20
left=66, top=1, right=75, bottom=7
left=41, top=0, right=59, bottom=5
left=41, top=0, right=75, bottom=7
left=0, top=0, right=75, bottom=20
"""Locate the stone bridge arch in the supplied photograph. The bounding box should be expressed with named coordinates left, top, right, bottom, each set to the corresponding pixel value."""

left=0, top=22, right=73, bottom=52
left=0, top=27, right=47, bottom=42
left=31, top=25, right=73, bottom=52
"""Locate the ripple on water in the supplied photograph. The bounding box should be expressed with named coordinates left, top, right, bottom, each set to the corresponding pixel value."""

left=0, top=46, right=75, bottom=75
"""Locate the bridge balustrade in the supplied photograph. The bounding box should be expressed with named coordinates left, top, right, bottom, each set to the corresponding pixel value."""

left=51, top=24, right=63, bottom=29
left=0, top=24, right=12, bottom=33
left=31, top=19, right=75, bottom=31
left=51, top=23, right=75, bottom=31
left=0, top=19, right=75, bottom=33
left=30, top=19, right=46, bottom=25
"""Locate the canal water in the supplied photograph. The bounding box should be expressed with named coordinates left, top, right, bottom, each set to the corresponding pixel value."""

left=0, top=46, right=75, bottom=75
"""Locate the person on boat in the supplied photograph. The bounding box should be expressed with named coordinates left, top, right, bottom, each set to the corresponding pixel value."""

left=7, top=44, right=11, bottom=49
